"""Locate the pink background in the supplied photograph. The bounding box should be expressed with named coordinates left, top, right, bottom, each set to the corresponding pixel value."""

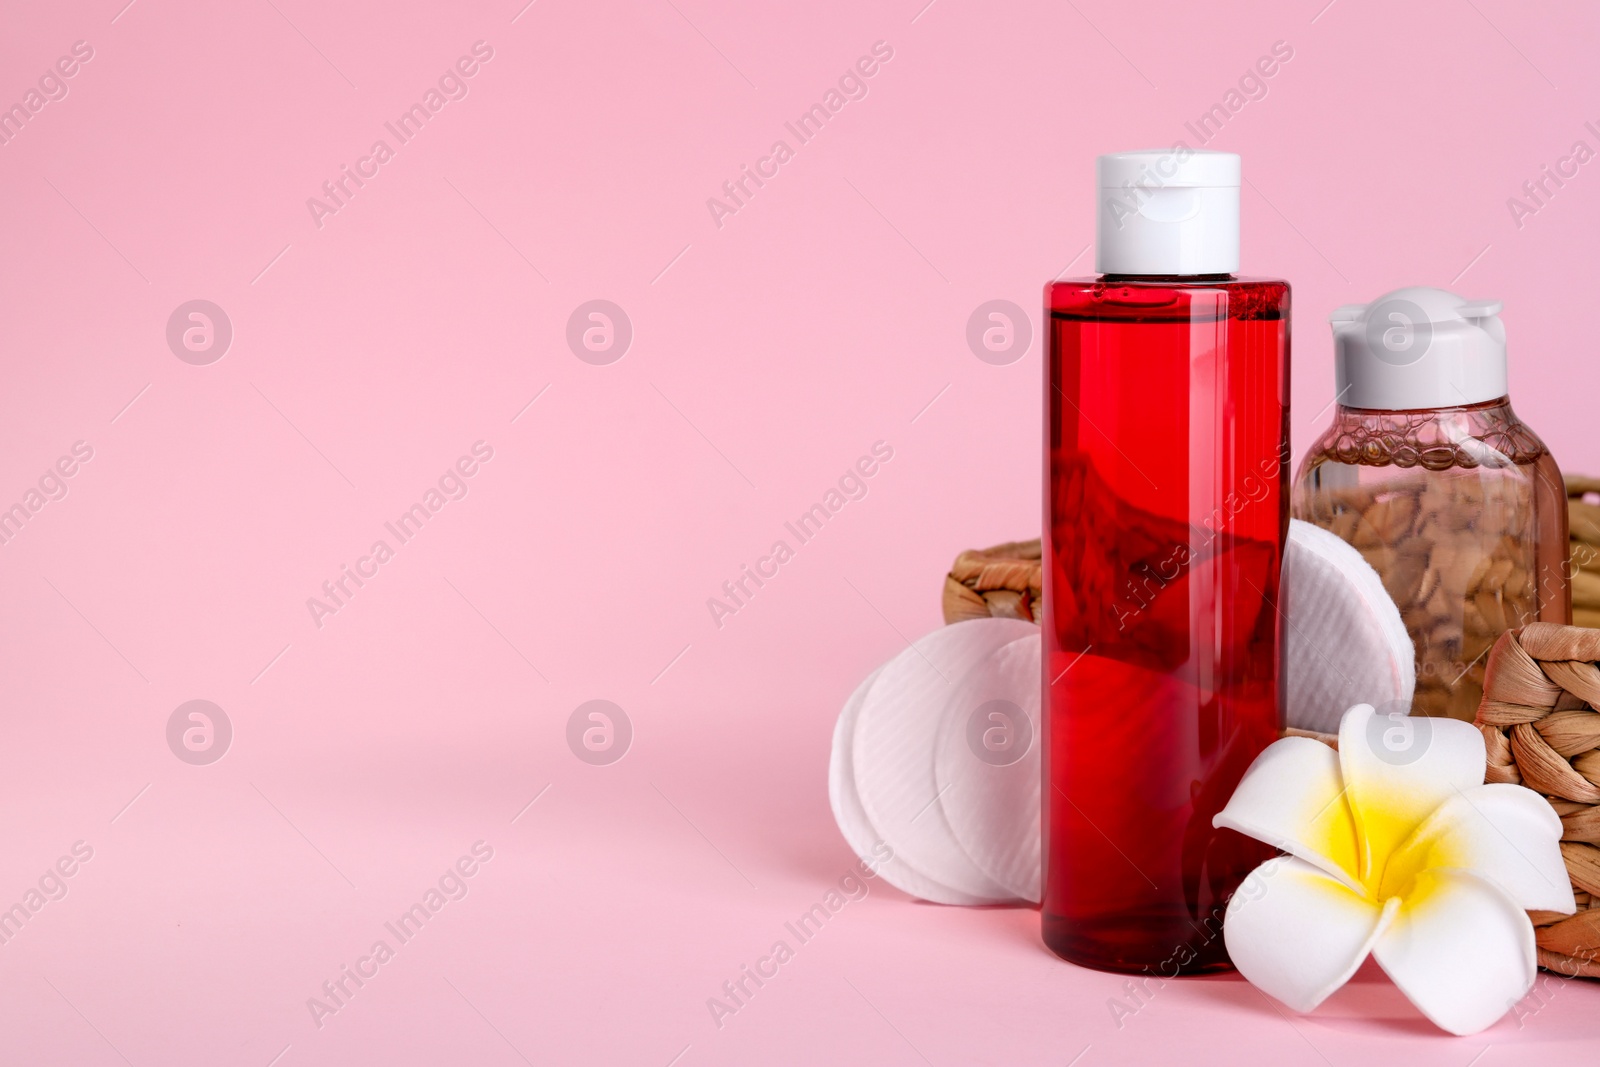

left=1, top=0, right=1598, bottom=1062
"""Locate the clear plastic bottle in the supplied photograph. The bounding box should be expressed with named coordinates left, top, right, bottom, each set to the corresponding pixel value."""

left=1043, top=150, right=1286, bottom=975
left=1292, top=288, right=1569, bottom=721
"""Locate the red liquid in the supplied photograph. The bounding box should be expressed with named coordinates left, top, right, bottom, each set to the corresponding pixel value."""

left=1043, top=276, right=1289, bottom=974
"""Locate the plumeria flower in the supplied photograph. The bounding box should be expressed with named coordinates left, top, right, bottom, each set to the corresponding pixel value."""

left=1213, top=703, right=1574, bottom=1035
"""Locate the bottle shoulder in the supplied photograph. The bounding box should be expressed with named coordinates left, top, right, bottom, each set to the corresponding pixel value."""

left=1046, top=275, right=1289, bottom=322
left=1298, top=400, right=1550, bottom=474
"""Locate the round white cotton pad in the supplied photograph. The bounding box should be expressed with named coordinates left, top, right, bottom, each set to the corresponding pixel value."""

left=829, top=664, right=997, bottom=905
left=853, top=618, right=1036, bottom=902
left=934, top=631, right=1042, bottom=902
left=1283, top=518, right=1416, bottom=733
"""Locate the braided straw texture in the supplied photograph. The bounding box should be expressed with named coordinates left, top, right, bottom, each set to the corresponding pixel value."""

left=1478, top=623, right=1600, bottom=978
left=942, top=539, right=1042, bottom=624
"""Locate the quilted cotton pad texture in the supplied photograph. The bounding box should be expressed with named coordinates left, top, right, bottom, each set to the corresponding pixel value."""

left=829, top=664, right=1004, bottom=904
left=934, top=632, right=1042, bottom=902
left=1283, top=518, right=1417, bottom=733
left=852, top=618, right=1036, bottom=901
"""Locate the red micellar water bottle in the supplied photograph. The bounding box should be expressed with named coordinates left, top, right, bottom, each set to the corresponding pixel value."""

left=1043, top=150, right=1289, bottom=974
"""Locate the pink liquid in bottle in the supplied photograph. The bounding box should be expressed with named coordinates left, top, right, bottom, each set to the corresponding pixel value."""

left=1042, top=272, right=1289, bottom=974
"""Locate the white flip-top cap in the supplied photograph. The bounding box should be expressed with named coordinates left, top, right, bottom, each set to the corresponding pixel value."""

left=1096, top=149, right=1240, bottom=275
left=1330, top=287, right=1508, bottom=410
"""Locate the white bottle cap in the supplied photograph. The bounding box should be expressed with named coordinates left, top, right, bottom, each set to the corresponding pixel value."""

left=1330, top=287, right=1508, bottom=410
left=1095, top=149, right=1240, bottom=275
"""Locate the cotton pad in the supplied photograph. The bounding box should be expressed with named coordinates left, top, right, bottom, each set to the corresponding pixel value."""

left=934, top=631, right=1042, bottom=902
left=853, top=618, right=1036, bottom=902
left=1283, top=518, right=1416, bottom=733
left=829, top=664, right=1002, bottom=904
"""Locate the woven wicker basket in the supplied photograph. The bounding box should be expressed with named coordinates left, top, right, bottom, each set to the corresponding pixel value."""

left=943, top=537, right=1600, bottom=975
left=942, top=539, right=1042, bottom=624
left=1477, top=623, right=1600, bottom=977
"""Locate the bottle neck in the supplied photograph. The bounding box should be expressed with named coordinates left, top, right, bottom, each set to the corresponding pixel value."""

left=1335, top=396, right=1511, bottom=418
left=1099, top=273, right=1236, bottom=283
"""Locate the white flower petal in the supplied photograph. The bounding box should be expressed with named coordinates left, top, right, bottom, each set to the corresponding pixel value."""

left=1373, top=869, right=1536, bottom=1036
left=1387, top=783, right=1575, bottom=915
left=1337, top=703, right=1487, bottom=881
left=1223, top=855, right=1393, bottom=1013
left=1214, top=736, right=1361, bottom=889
